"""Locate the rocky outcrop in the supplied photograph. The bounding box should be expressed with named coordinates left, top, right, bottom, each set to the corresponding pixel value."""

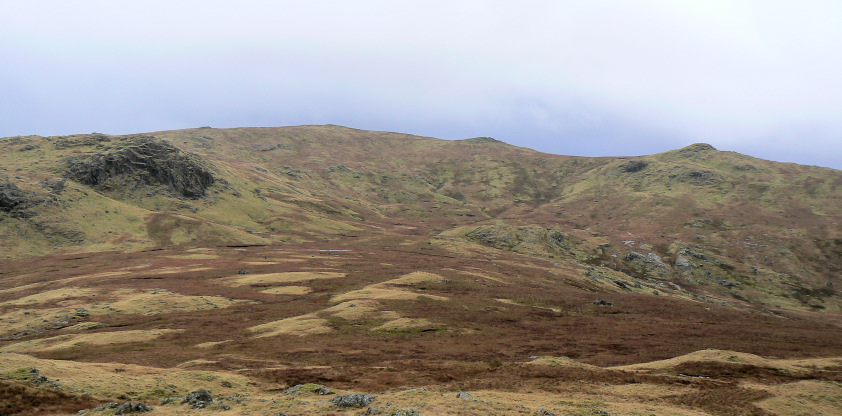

left=182, top=389, right=214, bottom=408
left=64, top=135, right=215, bottom=199
left=0, top=179, right=28, bottom=212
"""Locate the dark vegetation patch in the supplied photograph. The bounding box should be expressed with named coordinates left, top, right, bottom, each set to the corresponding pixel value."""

left=0, top=380, right=103, bottom=416
left=667, top=383, right=773, bottom=416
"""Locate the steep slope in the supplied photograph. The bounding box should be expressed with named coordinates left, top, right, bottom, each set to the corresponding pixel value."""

left=1, top=125, right=840, bottom=314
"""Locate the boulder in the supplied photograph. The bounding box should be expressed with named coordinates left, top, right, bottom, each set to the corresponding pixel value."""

left=329, top=393, right=376, bottom=408
left=182, top=389, right=214, bottom=408
left=114, top=402, right=151, bottom=414
left=456, top=391, right=474, bottom=399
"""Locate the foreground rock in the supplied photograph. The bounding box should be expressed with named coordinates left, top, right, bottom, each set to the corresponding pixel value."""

left=329, top=392, right=376, bottom=408
left=182, top=389, right=214, bottom=409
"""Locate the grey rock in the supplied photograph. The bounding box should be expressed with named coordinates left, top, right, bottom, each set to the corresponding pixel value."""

left=114, top=402, right=151, bottom=414
left=283, top=384, right=333, bottom=396
left=675, top=257, right=692, bottom=271
left=456, top=391, right=474, bottom=399
left=329, top=393, right=376, bottom=408
left=0, top=180, right=28, bottom=212
left=182, top=389, right=214, bottom=408
left=535, top=408, right=557, bottom=416
left=391, top=409, right=420, bottom=416
left=63, top=135, right=215, bottom=199
left=593, top=298, right=614, bottom=306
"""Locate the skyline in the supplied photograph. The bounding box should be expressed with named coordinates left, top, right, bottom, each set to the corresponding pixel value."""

left=2, top=1, right=841, bottom=169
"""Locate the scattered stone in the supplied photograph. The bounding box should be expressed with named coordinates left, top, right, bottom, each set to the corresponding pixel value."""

left=593, top=410, right=611, bottom=416
left=114, top=402, right=152, bottom=414
left=284, top=383, right=333, bottom=396
left=182, top=389, right=214, bottom=408
left=390, top=409, right=420, bottom=416
left=535, top=408, right=557, bottom=416
left=329, top=393, right=376, bottom=408
left=593, top=299, right=614, bottom=306
left=456, top=391, right=474, bottom=400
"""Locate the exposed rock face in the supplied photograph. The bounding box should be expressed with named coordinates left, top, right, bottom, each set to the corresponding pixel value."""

left=0, top=179, right=28, bottom=212
left=620, top=160, right=648, bottom=173
left=64, top=135, right=215, bottom=199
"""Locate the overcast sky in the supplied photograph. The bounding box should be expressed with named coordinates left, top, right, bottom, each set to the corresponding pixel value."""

left=2, top=1, right=840, bottom=169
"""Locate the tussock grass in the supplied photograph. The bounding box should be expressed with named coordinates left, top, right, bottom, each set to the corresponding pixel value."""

left=1, top=329, right=183, bottom=352
left=260, top=286, right=312, bottom=295
left=224, top=271, right=345, bottom=286
left=249, top=313, right=331, bottom=337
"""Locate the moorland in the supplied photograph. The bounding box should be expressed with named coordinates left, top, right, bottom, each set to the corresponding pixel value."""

left=1, top=125, right=840, bottom=415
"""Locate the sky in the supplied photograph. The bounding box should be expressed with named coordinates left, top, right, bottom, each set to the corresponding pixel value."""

left=1, top=1, right=841, bottom=169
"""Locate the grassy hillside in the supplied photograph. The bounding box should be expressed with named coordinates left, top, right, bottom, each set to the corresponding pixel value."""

left=2, top=125, right=842, bottom=415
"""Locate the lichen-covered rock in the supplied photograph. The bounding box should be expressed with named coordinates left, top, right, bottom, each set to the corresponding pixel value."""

left=64, top=135, right=215, bottom=199
left=182, top=389, right=214, bottom=408
left=329, top=393, right=376, bottom=408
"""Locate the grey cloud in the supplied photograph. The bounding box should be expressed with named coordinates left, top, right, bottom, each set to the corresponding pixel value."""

left=1, top=1, right=840, bottom=169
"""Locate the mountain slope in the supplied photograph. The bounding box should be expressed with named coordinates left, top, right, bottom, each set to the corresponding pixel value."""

left=2, top=125, right=838, bottom=313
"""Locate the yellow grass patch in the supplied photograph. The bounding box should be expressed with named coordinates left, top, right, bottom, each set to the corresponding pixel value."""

left=332, top=287, right=448, bottom=303
left=462, top=270, right=509, bottom=284
left=611, top=349, right=842, bottom=373
left=93, top=289, right=251, bottom=316
left=61, top=322, right=106, bottom=331
left=526, top=355, right=599, bottom=369
left=384, top=271, right=446, bottom=285
left=372, top=317, right=440, bottom=332
left=225, top=271, right=345, bottom=286
left=1, top=329, right=183, bottom=353
left=249, top=314, right=331, bottom=337
left=151, top=266, right=214, bottom=275
left=53, top=270, right=131, bottom=284
left=0, top=287, right=96, bottom=306
left=496, top=298, right=561, bottom=313
left=260, top=286, right=312, bottom=295
left=324, top=300, right=399, bottom=321
left=330, top=271, right=449, bottom=303
left=194, top=340, right=233, bottom=349
left=755, top=380, right=842, bottom=416
left=0, top=282, right=47, bottom=297
left=0, top=353, right=253, bottom=400
left=176, top=359, right=219, bottom=368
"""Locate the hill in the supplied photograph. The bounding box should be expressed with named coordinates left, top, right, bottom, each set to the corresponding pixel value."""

left=1, top=125, right=840, bottom=415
